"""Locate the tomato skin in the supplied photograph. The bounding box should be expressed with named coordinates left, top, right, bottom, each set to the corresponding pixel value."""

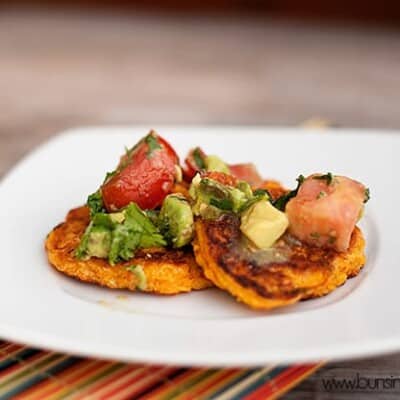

left=102, top=133, right=178, bottom=211
left=182, top=147, right=207, bottom=182
left=229, top=163, right=263, bottom=187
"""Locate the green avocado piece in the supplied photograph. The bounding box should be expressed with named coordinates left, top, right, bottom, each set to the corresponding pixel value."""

left=85, top=226, right=112, bottom=258
left=159, top=194, right=194, bottom=248
left=204, top=155, right=230, bottom=174
left=189, top=175, right=252, bottom=219
left=75, top=203, right=166, bottom=265
left=126, top=264, right=147, bottom=290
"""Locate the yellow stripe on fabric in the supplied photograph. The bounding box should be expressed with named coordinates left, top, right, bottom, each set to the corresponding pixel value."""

left=66, top=364, right=135, bottom=400
left=0, top=345, right=27, bottom=363
left=0, top=353, right=65, bottom=393
left=71, top=365, right=151, bottom=399
left=109, top=367, right=177, bottom=400
left=19, top=360, right=103, bottom=400
left=172, top=370, right=237, bottom=400
left=196, top=370, right=250, bottom=400
left=212, top=367, right=275, bottom=400
left=16, top=379, right=65, bottom=400
left=53, top=362, right=124, bottom=400
left=0, top=351, right=52, bottom=385
left=158, top=369, right=218, bottom=400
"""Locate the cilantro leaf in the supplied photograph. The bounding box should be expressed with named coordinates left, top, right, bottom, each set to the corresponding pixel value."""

left=364, top=188, right=370, bottom=203
left=87, top=190, right=105, bottom=217
left=145, top=133, right=161, bottom=157
left=209, top=197, right=234, bottom=211
left=76, top=202, right=166, bottom=265
left=273, top=175, right=305, bottom=211
left=313, top=172, right=334, bottom=185
left=192, top=147, right=206, bottom=169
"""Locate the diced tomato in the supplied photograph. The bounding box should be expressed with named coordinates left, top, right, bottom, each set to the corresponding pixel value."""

left=101, top=131, right=179, bottom=211
left=286, top=174, right=366, bottom=252
left=229, top=163, right=263, bottom=187
left=182, top=147, right=207, bottom=181
left=201, top=171, right=238, bottom=187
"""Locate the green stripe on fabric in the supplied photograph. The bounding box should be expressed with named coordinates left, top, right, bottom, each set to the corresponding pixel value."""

left=207, top=369, right=257, bottom=399
left=0, top=356, right=79, bottom=400
left=0, top=353, right=63, bottom=390
left=160, top=370, right=219, bottom=400
left=0, top=349, right=41, bottom=371
left=227, top=366, right=286, bottom=400
left=58, top=362, right=125, bottom=399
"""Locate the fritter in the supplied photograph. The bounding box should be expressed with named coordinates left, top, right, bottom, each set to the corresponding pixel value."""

left=193, top=182, right=366, bottom=310
left=46, top=206, right=212, bottom=294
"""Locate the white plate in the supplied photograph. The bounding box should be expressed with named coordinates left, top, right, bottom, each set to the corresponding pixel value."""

left=0, top=126, right=397, bottom=367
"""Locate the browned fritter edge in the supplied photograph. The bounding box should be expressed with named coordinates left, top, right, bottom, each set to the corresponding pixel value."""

left=45, top=206, right=212, bottom=295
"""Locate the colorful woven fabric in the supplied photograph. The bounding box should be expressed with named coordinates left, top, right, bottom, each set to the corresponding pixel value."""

left=0, top=341, right=321, bottom=399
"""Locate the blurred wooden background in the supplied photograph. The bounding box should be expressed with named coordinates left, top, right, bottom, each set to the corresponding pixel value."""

left=5, top=1, right=400, bottom=24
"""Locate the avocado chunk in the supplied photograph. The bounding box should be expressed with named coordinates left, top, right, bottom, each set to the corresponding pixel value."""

left=86, top=226, right=112, bottom=258
left=189, top=174, right=253, bottom=219
left=240, top=199, right=289, bottom=249
left=159, top=194, right=194, bottom=248
left=76, top=203, right=166, bottom=265
left=126, top=264, right=147, bottom=290
left=204, top=155, right=230, bottom=174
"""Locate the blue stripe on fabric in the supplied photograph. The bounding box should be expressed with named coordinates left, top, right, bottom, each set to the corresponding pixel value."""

left=0, top=349, right=41, bottom=371
left=0, top=356, right=80, bottom=400
left=208, top=369, right=258, bottom=399
left=228, top=366, right=287, bottom=400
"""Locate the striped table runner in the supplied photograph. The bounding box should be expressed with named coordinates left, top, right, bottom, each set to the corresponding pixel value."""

left=0, top=341, right=321, bottom=399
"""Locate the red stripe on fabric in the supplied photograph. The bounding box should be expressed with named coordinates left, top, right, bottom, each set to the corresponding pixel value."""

left=0, top=351, right=49, bottom=379
left=13, top=379, right=65, bottom=400
left=22, top=360, right=112, bottom=399
left=72, top=365, right=135, bottom=399
left=184, top=369, right=241, bottom=399
left=269, top=364, right=323, bottom=400
left=113, top=367, right=178, bottom=400
left=12, top=359, right=91, bottom=399
left=243, top=365, right=317, bottom=400
left=0, top=344, right=26, bottom=360
left=139, top=368, right=201, bottom=400
left=95, top=366, right=161, bottom=399
left=61, top=360, right=112, bottom=385
left=23, top=360, right=118, bottom=400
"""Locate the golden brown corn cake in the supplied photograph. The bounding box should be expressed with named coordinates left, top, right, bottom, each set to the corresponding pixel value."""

left=46, top=206, right=212, bottom=294
left=193, top=181, right=366, bottom=310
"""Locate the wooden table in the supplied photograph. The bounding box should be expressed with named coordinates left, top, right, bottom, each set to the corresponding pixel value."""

left=1, top=10, right=400, bottom=399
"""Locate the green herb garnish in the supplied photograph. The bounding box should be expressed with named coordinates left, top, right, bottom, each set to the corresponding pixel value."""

left=253, top=188, right=271, bottom=198
left=145, top=133, right=161, bottom=157
left=273, top=175, right=305, bottom=211
left=239, top=189, right=270, bottom=213
left=87, top=190, right=105, bottom=217
left=192, top=147, right=206, bottom=169
left=364, top=188, right=370, bottom=203
left=76, top=202, right=166, bottom=265
left=210, top=197, right=234, bottom=211
left=310, top=232, right=320, bottom=239
left=313, top=172, right=334, bottom=185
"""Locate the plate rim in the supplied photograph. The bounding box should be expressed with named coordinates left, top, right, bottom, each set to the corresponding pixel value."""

left=0, top=125, right=397, bottom=366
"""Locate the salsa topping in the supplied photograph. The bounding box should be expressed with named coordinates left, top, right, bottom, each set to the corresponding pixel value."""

left=101, top=131, right=179, bottom=211
left=76, top=202, right=166, bottom=265
left=76, top=131, right=371, bottom=266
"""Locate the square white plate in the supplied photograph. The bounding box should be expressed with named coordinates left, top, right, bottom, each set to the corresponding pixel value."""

left=0, top=125, right=396, bottom=366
